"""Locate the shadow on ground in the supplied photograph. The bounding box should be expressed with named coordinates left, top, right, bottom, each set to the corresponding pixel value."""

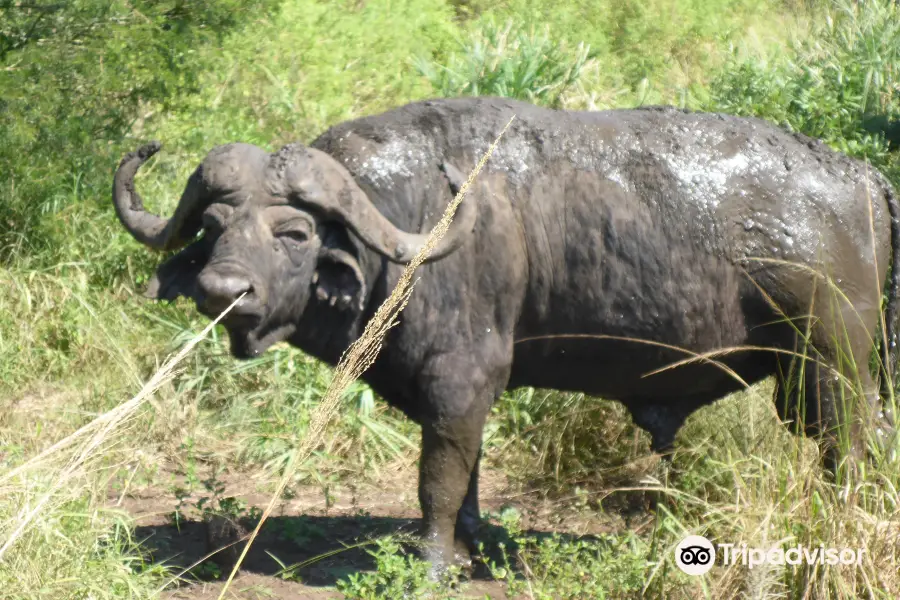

left=137, top=514, right=416, bottom=586
left=135, top=512, right=612, bottom=588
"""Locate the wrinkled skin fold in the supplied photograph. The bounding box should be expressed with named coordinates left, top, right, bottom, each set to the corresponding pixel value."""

left=112, top=97, right=900, bottom=574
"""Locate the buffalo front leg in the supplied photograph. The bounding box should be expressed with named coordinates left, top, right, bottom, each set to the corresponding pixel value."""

left=419, top=406, right=489, bottom=574
left=416, top=335, right=512, bottom=575
left=455, top=448, right=482, bottom=555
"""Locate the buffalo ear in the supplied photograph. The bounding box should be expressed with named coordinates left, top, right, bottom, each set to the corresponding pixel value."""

left=312, top=247, right=366, bottom=312
left=143, top=239, right=209, bottom=301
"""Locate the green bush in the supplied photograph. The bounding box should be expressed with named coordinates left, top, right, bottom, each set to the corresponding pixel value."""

left=0, top=0, right=280, bottom=263
left=414, top=19, right=596, bottom=107
left=337, top=537, right=464, bottom=599
left=703, top=0, right=900, bottom=167
left=482, top=508, right=654, bottom=600
left=445, top=0, right=787, bottom=104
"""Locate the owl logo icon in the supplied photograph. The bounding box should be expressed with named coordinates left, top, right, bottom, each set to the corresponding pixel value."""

left=675, top=535, right=716, bottom=575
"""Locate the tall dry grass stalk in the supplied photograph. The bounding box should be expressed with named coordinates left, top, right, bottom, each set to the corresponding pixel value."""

left=211, top=116, right=516, bottom=599
left=0, top=292, right=248, bottom=560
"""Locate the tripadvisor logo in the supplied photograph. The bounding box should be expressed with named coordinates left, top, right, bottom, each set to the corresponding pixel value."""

left=675, top=535, right=716, bottom=575
left=675, top=535, right=868, bottom=576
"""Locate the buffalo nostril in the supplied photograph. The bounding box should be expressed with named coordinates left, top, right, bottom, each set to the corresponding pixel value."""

left=198, top=274, right=253, bottom=309
left=219, top=276, right=253, bottom=300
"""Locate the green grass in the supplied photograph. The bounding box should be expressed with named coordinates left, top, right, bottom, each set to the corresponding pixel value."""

left=699, top=0, right=900, bottom=176
left=3, top=0, right=900, bottom=598
left=413, top=19, right=597, bottom=108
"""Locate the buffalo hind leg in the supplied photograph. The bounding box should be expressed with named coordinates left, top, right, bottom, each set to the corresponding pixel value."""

left=774, top=354, right=860, bottom=475
left=774, top=316, right=890, bottom=476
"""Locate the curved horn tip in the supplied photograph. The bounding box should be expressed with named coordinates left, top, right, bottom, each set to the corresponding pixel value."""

left=138, top=140, right=162, bottom=159
left=117, top=141, right=163, bottom=170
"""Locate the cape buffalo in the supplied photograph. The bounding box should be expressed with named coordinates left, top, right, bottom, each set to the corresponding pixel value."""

left=112, top=97, right=898, bottom=572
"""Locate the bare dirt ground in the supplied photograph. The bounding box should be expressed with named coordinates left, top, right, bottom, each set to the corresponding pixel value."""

left=115, top=461, right=650, bottom=600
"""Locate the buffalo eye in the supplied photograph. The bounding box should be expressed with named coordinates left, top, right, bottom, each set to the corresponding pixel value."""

left=275, top=222, right=313, bottom=260
left=201, top=204, right=231, bottom=237
left=277, top=229, right=309, bottom=245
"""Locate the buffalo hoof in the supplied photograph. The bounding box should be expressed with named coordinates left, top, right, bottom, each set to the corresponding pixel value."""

left=422, top=538, right=475, bottom=583
left=425, top=555, right=473, bottom=584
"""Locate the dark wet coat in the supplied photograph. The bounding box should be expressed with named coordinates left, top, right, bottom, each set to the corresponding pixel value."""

left=308, top=98, right=897, bottom=436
